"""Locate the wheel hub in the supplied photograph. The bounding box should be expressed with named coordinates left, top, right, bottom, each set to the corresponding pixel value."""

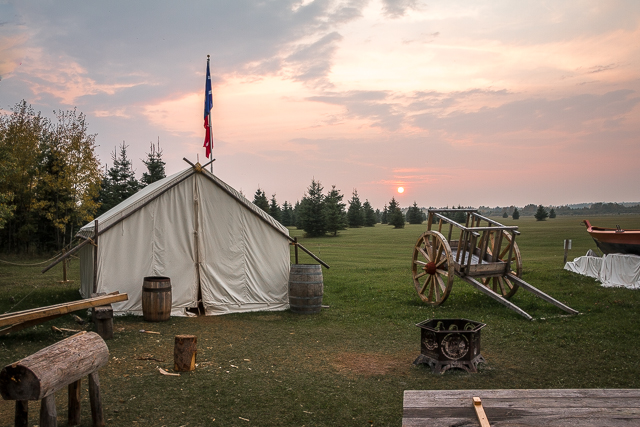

left=425, top=262, right=437, bottom=275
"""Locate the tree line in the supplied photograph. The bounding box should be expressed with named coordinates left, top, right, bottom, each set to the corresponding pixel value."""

left=0, top=101, right=166, bottom=253
left=252, top=179, right=428, bottom=237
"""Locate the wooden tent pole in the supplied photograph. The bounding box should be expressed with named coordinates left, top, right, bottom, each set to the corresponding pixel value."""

left=92, top=220, right=99, bottom=294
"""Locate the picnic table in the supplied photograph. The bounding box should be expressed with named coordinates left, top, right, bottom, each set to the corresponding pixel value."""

left=403, top=389, right=640, bottom=426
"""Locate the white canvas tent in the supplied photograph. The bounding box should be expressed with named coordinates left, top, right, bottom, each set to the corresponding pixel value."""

left=76, top=165, right=292, bottom=316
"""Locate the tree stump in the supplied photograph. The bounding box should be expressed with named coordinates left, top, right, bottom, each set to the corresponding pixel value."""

left=174, top=335, right=197, bottom=372
left=91, top=292, right=114, bottom=340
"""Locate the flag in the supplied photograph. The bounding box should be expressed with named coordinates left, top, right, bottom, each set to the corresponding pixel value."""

left=203, top=58, right=213, bottom=159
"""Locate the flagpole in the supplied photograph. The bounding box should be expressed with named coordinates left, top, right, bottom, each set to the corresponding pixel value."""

left=207, top=55, right=214, bottom=174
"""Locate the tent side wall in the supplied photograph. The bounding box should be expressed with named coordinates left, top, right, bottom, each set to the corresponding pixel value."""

left=196, top=174, right=290, bottom=315
left=89, top=176, right=199, bottom=316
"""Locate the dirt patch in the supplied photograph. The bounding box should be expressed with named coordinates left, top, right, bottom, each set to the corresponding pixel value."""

left=330, top=351, right=414, bottom=378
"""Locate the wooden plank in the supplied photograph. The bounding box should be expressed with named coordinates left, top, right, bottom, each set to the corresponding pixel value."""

left=473, top=397, right=490, bottom=427
left=0, top=313, right=66, bottom=336
left=403, top=389, right=640, bottom=427
left=0, top=292, right=123, bottom=320
left=0, top=293, right=128, bottom=328
left=460, top=276, right=533, bottom=320
left=507, top=274, right=579, bottom=315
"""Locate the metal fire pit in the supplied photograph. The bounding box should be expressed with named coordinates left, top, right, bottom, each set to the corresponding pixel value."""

left=413, top=318, right=486, bottom=374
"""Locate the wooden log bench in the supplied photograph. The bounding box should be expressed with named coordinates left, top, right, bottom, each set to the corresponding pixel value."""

left=0, top=331, right=109, bottom=427
left=403, top=389, right=640, bottom=426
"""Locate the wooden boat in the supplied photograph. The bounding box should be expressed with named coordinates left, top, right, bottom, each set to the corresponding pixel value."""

left=583, top=220, right=640, bottom=256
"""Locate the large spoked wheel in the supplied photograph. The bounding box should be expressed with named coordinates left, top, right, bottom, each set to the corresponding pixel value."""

left=481, top=231, right=522, bottom=299
left=412, top=231, right=455, bottom=305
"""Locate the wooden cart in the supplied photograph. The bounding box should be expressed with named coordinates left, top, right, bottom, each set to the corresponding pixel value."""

left=411, top=209, right=578, bottom=320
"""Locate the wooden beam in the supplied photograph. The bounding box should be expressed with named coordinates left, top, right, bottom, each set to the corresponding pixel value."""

left=506, top=274, right=579, bottom=315
left=0, top=293, right=128, bottom=329
left=461, top=276, right=533, bottom=320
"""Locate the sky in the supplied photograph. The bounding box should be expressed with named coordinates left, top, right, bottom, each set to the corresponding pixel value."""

left=1, top=0, right=639, bottom=210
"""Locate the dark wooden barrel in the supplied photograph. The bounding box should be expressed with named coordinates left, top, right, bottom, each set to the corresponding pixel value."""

left=288, top=264, right=323, bottom=314
left=142, top=276, right=172, bottom=322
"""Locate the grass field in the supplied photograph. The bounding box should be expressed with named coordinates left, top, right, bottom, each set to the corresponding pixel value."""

left=1, top=215, right=639, bottom=426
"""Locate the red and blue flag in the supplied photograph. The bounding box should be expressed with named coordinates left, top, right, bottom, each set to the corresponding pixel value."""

left=203, top=59, right=213, bottom=158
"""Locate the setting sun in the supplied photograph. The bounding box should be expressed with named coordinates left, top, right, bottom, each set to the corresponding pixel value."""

left=397, top=187, right=404, bottom=194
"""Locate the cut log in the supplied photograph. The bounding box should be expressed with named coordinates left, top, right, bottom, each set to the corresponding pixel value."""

left=0, top=332, right=109, bottom=401
left=174, top=335, right=197, bottom=372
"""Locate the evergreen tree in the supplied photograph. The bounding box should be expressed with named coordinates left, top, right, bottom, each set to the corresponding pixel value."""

left=281, top=201, right=292, bottom=226
left=141, top=139, right=166, bottom=186
left=363, top=200, right=376, bottom=227
left=268, top=194, right=282, bottom=222
left=549, top=208, right=556, bottom=219
left=347, top=189, right=364, bottom=228
left=406, top=201, right=423, bottom=224
left=502, top=211, right=508, bottom=218
left=324, top=185, right=347, bottom=236
left=97, top=142, right=141, bottom=216
left=381, top=204, right=388, bottom=224
left=374, top=208, right=381, bottom=223
left=252, top=188, right=269, bottom=212
left=299, top=179, right=326, bottom=237
left=534, top=205, right=548, bottom=221
left=512, top=207, right=520, bottom=220
left=387, top=197, right=405, bottom=228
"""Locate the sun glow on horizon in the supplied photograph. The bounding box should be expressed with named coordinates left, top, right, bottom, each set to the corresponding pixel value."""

left=397, top=186, right=404, bottom=193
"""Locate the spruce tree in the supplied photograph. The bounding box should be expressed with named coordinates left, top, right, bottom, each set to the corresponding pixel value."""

left=269, top=194, right=281, bottom=222
left=324, top=185, right=347, bottom=236
left=281, top=201, right=292, bottom=226
left=299, top=179, right=326, bottom=237
left=512, top=207, right=520, bottom=220
left=97, top=142, right=141, bottom=216
left=363, top=200, right=376, bottom=227
left=253, top=188, right=269, bottom=212
left=549, top=207, right=556, bottom=218
left=534, top=205, right=548, bottom=221
left=406, top=201, right=423, bottom=224
left=387, top=197, right=405, bottom=228
left=141, top=139, right=166, bottom=186
left=347, top=189, right=364, bottom=228
left=381, top=204, right=388, bottom=224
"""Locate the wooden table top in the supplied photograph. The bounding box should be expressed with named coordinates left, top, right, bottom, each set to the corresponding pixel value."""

left=403, top=389, right=640, bottom=426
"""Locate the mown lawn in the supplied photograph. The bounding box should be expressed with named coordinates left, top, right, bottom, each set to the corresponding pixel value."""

left=0, top=215, right=639, bottom=426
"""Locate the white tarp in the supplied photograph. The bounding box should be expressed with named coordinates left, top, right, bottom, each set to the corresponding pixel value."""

left=564, top=252, right=640, bottom=290
left=78, top=167, right=291, bottom=316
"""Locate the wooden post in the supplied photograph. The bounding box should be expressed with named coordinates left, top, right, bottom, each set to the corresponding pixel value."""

left=62, top=248, right=68, bottom=282
left=174, top=335, right=197, bottom=372
left=563, top=239, right=572, bottom=265
left=92, top=220, right=99, bottom=294
left=68, top=379, right=81, bottom=426
left=294, top=237, right=299, bottom=264
left=40, top=394, right=57, bottom=427
left=88, top=372, right=104, bottom=427
left=15, top=400, right=28, bottom=427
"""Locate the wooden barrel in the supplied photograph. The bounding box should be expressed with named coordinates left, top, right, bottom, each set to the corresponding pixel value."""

left=288, top=264, right=323, bottom=314
left=142, top=276, right=172, bottom=322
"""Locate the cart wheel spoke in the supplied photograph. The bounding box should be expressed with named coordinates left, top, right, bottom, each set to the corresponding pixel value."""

left=412, top=230, right=454, bottom=306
